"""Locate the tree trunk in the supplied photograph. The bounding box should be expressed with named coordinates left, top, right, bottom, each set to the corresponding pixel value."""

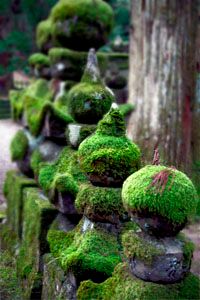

left=127, top=0, right=199, bottom=173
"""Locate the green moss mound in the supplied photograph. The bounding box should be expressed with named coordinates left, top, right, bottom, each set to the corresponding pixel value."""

left=78, top=109, right=141, bottom=186
left=122, top=165, right=198, bottom=225
left=47, top=219, right=121, bottom=281
left=68, top=82, right=114, bottom=124
left=0, top=250, right=22, bottom=299
left=39, top=147, right=87, bottom=197
left=77, top=263, right=200, bottom=300
left=50, top=0, right=114, bottom=50
left=36, top=19, right=54, bottom=51
left=75, top=183, right=124, bottom=221
left=10, top=129, right=29, bottom=161
left=24, top=79, right=53, bottom=136
left=9, top=89, right=25, bottom=121
left=28, top=53, right=50, bottom=67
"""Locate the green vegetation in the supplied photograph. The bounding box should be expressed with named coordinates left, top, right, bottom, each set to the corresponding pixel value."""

left=48, top=219, right=121, bottom=281
left=28, top=53, right=50, bottom=67
left=50, top=0, right=114, bottom=50
left=78, top=109, right=141, bottom=186
left=122, top=165, right=198, bottom=225
left=9, top=89, right=26, bottom=121
left=75, top=183, right=124, bottom=221
left=68, top=82, right=114, bottom=123
left=118, top=103, right=134, bottom=116
left=16, top=187, right=57, bottom=299
left=77, top=263, right=200, bottom=300
left=3, top=171, right=36, bottom=237
left=39, top=147, right=87, bottom=197
left=36, top=19, right=54, bottom=51
left=10, top=129, right=29, bottom=161
left=0, top=250, right=22, bottom=299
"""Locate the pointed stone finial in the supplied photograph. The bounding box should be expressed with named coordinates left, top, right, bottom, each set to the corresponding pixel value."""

left=81, top=48, right=102, bottom=84
left=152, top=148, right=160, bottom=165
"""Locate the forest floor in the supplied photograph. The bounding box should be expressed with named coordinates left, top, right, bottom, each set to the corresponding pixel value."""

left=0, top=119, right=21, bottom=207
left=0, top=118, right=199, bottom=277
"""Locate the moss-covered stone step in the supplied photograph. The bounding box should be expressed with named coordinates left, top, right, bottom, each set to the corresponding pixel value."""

left=17, top=187, right=57, bottom=300
left=3, top=170, right=37, bottom=238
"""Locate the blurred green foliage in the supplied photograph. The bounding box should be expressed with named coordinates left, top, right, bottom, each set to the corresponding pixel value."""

left=0, top=0, right=57, bottom=75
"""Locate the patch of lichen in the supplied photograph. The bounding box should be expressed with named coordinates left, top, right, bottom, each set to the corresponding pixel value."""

left=9, top=89, right=25, bottom=121
left=77, top=263, right=200, bottom=300
left=10, top=129, right=29, bottom=161
left=122, top=165, right=198, bottom=225
left=36, top=19, right=54, bottom=51
left=16, top=187, right=57, bottom=299
left=3, top=171, right=36, bottom=237
left=39, top=147, right=87, bottom=198
left=58, top=222, right=121, bottom=281
left=0, top=249, right=22, bottom=299
left=75, top=183, right=124, bottom=220
left=28, top=53, right=50, bottom=67
left=50, top=0, right=114, bottom=50
left=67, top=82, right=114, bottom=124
left=122, top=231, right=164, bottom=265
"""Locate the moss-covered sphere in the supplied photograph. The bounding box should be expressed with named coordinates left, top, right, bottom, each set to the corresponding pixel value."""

left=50, top=0, right=114, bottom=51
left=68, top=82, right=113, bottom=124
left=78, top=108, right=141, bottom=187
left=122, top=165, right=198, bottom=229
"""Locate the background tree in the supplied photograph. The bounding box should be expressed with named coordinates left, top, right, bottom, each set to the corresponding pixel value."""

left=127, top=0, right=200, bottom=175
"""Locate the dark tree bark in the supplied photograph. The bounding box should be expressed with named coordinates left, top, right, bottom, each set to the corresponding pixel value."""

left=127, top=0, right=199, bottom=173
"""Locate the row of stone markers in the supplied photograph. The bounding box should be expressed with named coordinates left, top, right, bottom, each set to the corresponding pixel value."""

left=1, top=0, right=200, bottom=299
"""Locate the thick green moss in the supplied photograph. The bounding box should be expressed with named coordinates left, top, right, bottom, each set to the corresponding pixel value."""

left=3, top=171, right=36, bottom=237
left=122, top=165, right=198, bottom=225
left=77, top=263, right=200, bottom=300
left=24, top=79, right=54, bottom=136
left=30, top=149, right=43, bottom=176
left=122, top=230, right=164, bottom=265
left=39, top=147, right=87, bottom=197
left=0, top=250, right=22, bottom=299
left=66, top=124, right=97, bottom=148
left=78, top=109, right=141, bottom=186
left=97, top=108, right=125, bottom=137
left=10, top=129, right=29, bottom=161
left=36, top=19, right=53, bottom=50
left=47, top=229, right=75, bottom=258
left=17, top=188, right=57, bottom=299
left=56, top=220, right=121, bottom=281
left=9, top=89, right=25, bottom=121
left=29, top=53, right=50, bottom=67
left=68, top=82, right=114, bottom=124
left=75, top=183, right=124, bottom=220
left=50, top=0, right=114, bottom=50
